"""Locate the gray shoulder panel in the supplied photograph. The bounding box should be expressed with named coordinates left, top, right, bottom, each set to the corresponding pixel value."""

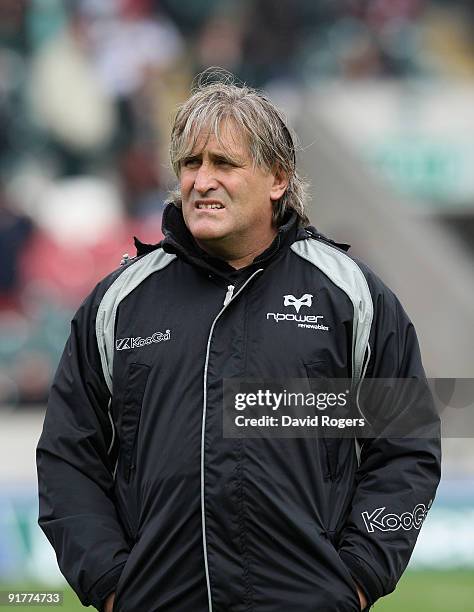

left=96, top=250, right=176, bottom=393
left=291, top=239, right=373, bottom=388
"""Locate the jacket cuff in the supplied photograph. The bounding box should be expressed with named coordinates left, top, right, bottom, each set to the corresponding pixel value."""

left=86, top=562, right=126, bottom=611
left=338, top=550, right=383, bottom=606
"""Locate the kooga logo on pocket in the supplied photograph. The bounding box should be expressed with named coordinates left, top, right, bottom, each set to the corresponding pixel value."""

left=116, top=330, right=171, bottom=351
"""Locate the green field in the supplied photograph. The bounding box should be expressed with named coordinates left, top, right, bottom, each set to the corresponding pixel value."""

left=373, top=570, right=474, bottom=611
left=1, top=571, right=473, bottom=611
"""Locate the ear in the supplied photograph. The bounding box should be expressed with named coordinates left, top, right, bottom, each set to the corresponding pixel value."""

left=269, top=166, right=289, bottom=201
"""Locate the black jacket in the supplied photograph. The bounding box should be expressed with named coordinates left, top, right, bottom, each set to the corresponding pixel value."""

left=37, top=205, right=441, bottom=611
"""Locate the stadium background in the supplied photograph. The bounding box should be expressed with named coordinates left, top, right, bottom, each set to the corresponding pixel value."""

left=0, top=0, right=473, bottom=610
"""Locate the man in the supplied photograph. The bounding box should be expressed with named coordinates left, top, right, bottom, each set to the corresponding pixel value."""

left=37, top=75, right=441, bottom=611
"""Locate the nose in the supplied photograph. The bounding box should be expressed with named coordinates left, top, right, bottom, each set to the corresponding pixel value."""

left=193, top=163, right=218, bottom=195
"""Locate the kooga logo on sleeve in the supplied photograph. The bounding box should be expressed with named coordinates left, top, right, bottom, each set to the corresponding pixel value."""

left=116, top=330, right=171, bottom=351
left=362, top=501, right=432, bottom=533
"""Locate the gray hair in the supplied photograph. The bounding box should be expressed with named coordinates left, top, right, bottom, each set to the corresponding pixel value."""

left=168, top=70, right=310, bottom=226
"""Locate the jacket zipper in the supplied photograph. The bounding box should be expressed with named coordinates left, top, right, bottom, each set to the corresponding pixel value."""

left=223, top=284, right=235, bottom=306
left=201, top=269, right=263, bottom=612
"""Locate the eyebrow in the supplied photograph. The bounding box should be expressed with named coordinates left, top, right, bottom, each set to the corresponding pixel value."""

left=181, top=151, right=244, bottom=166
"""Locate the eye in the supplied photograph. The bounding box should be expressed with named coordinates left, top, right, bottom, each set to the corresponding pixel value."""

left=182, top=157, right=200, bottom=168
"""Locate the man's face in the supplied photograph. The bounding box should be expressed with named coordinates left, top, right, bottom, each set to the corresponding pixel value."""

left=179, top=120, right=287, bottom=256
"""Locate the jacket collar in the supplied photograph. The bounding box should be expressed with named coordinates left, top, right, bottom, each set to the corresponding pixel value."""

left=157, top=203, right=301, bottom=279
left=133, top=204, right=351, bottom=279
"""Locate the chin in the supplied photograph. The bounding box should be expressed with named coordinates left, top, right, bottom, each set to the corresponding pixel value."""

left=192, top=230, right=227, bottom=244
left=188, top=221, right=228, bottom=243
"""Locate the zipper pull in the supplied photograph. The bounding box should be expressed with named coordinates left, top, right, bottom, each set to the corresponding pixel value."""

left=223, top=284, right=235, bottom=306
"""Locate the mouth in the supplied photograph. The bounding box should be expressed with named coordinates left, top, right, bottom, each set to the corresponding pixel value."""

left=194, top=200, right=225, bottom=210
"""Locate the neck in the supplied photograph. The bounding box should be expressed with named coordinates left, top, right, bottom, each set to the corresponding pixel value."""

left=196, top=227, right=278, bottom=269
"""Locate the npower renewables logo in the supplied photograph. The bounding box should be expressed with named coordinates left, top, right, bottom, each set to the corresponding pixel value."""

left=116, top=329, right=171, bottom=351
left=266, top=293, right=329, bottom=331
left=362, top=501, right=432, bottom=533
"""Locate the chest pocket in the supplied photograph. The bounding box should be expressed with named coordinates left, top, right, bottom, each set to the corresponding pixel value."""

left=120, top=362, right=150, bottom=482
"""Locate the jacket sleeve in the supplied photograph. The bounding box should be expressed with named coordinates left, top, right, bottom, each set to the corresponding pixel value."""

left=36, top=283, right=130, bottom=610
left=337, top=275, right=441, bottom=606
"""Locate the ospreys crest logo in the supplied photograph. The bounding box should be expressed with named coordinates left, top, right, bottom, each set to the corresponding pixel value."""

left=283, top=293, right=313, bottom=313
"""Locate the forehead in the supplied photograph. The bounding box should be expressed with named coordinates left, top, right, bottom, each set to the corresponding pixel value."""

left=185, top=118, right=250, bottom=157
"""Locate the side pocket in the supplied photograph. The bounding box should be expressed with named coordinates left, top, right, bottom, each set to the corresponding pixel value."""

left=120, top=363, right=150, bottom=482
left=319, top=532, right=362, bottom=612
left=304, top=361, right=340, bottom=482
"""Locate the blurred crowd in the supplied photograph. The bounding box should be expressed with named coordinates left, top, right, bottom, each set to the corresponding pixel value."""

left=1, top=0, right=473, bottom=406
